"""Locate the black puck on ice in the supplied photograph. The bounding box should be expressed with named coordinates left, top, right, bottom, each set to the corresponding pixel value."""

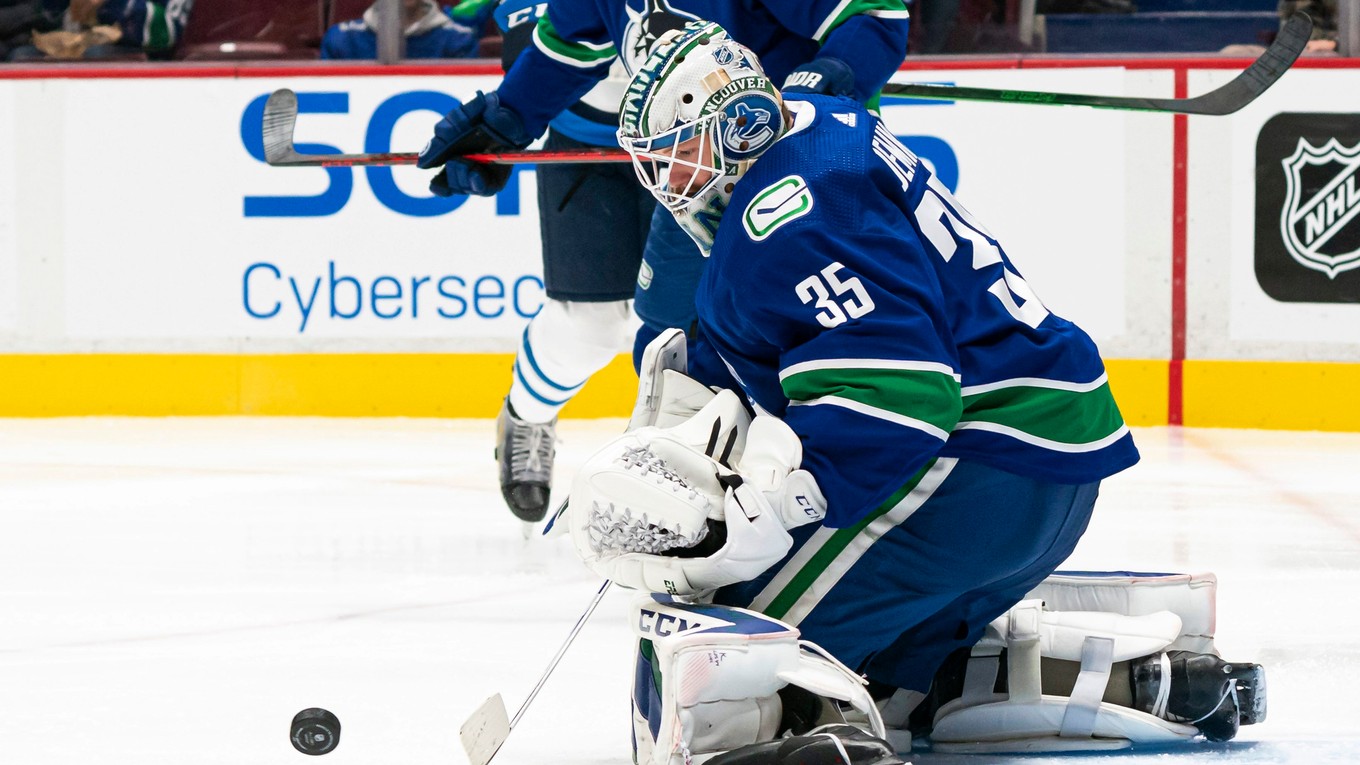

left=291, top=708, right=341, bottom=756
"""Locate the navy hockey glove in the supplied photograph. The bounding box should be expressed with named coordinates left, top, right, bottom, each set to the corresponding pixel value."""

left=781, top=57, right=856, bottom=97
left=417, top=91, right=532, bottom=197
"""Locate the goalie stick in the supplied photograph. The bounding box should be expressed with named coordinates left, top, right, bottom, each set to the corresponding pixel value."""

left=462, top=330, right=687, bottom=764
left=881, top=13, right=1312, bottom=115
left=261, top=88, right=628, bottom=167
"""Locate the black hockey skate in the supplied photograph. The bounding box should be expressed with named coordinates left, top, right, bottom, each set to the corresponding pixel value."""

left=494, top=398, right=556, bottom=522
left=1132, top=650, right=1267, bottom=742
left=705, top=725, right=905, bottom=765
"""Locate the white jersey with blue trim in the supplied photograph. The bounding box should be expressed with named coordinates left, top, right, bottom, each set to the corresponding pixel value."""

left=696, top=95, right=1139, bottom=528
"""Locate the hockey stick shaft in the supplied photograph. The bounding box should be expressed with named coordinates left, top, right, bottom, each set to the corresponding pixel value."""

left=509, top=578, right=612, bottom=729
left=882, top=13, right=1311, bottom=116
left=261, top=88, right=627, bottom=167
left=459, top=579, right=613, bottom=765
left=266, top=146, right=628, bottom=167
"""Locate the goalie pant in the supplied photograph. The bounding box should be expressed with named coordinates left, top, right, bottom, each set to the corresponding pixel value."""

left=713, top=456, right=1098, bottom=703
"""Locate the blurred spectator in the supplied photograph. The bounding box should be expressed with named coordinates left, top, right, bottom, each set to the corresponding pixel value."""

left=1222, top=0, right=1337, bottom=55
left=1, top=1, right=55, bottom=59
left=321, top=0, right=496, bottom=59
left=915, top=0, right=963, bottom=53
left=1037, top=0, right=1136, bottom=13
left=1, top=2, right=46, bottom=58
left=1282, top=0, right=1337, bottom=52
left=6, top=0, right=193, bottom=61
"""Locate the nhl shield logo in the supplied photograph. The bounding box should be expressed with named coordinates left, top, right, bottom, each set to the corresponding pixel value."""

left=1279, top=137, right=1360, bottom=279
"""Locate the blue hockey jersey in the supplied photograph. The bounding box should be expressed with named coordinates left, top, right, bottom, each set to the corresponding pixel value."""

left=695, top=95, right=1140, bottom=529
left=496, top=0, right=909, bottom=140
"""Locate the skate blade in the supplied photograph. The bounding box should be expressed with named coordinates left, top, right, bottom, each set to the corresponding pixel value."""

left=460, top=693, right=510, bottom=765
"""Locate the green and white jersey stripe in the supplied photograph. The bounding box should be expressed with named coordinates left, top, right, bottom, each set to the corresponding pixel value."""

left=957, top=374, right=1128, bottom=452
left=780, top=359, right=962, bottom=443
left=748, top=458, right=956, bottom=624
left=813, top=0, right=912, bottom=43
left=533, top=13, right=617, bottom=69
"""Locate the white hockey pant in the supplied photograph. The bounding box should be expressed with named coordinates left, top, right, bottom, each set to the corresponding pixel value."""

left=509, top=298, right=637, bottom=423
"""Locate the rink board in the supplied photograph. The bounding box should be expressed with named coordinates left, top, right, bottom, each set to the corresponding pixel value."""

left=0, top=59, right=1358, bottom=427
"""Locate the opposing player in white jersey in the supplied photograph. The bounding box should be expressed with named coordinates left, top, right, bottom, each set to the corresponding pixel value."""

left=417, top=0, right=910, bottom=524
left=562, top=22, right=1267, bottom=764
left=485, top=0, right=651, bottom=524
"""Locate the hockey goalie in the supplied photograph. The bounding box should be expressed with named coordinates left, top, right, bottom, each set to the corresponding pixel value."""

left=561, top=20, right=1267, bottom=765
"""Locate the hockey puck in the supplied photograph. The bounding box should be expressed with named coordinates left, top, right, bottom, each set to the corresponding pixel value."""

left=291, top=708, right=341, bottom=755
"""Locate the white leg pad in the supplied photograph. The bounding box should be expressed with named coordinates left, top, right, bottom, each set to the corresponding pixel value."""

left=930, top=600, right=1200, bottom=753
left=1026, top=571, right=1219, bottom=654
left=633, top=596, right=885, bottom=765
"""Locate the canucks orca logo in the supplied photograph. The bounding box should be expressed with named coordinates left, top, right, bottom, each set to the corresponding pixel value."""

left=621, top=0, right=700, bottom=74
left=722, top=99, right=776, bottom=160
left=1280, top=137, right=1360, bottom=278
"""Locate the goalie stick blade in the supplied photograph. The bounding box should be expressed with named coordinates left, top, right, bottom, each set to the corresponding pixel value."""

left=260, top=88, right=627, bottom=167
left=883, top=13, right=1311, bottom=116
left=460, top=693, right=511, bottom=765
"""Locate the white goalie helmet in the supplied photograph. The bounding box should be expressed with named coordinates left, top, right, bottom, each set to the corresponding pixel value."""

left=617, top=20, right=787, bottom=253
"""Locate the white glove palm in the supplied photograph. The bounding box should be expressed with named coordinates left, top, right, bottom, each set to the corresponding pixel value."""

left=608, top=478, right=793, bottom=594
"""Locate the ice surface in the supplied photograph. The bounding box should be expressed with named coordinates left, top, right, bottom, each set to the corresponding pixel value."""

left=1, top=419, right=1357, bottom=764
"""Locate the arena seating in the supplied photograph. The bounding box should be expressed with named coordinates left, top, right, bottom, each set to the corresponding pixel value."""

left=327, top=0, right=372, bottom=28
left=321, top=0, right=504, bottom=58
left=1042, top=0, right=1280, bottom=53
left=176, top=0, right=326, bottom=60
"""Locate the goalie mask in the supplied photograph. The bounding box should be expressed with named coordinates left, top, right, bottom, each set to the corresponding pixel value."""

left=618, top=20, right=787, bottom=254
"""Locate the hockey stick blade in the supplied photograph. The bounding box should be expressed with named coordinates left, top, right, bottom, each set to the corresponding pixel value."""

left=460, top=694, right=511, bottom=765
left=261, top=88, right=627, bottom=167
left=883, top=13, right=1312, bottom=116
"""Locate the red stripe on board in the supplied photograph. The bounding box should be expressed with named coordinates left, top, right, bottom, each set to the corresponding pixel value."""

left=1169, top=67, right=1189, bottom=426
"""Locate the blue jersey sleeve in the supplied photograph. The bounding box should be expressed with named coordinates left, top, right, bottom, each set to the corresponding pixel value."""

left=759, top=0, right=911, bottom=102
left=495, top=0, right=616, bottom=138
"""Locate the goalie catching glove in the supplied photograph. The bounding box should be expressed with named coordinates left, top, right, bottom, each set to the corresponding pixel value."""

left=569, top=395, right=826, bottom=595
